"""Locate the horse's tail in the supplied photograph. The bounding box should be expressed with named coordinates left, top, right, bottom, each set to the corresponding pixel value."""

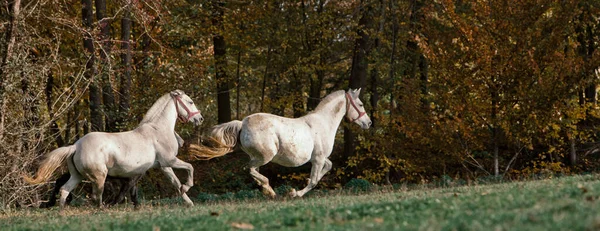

left=189, top=120, right=242, bottom=160
left=23, top=145, right=76, bottom=184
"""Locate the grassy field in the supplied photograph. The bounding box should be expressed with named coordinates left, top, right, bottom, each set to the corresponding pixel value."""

left=2, top=174, right=600, bottom=230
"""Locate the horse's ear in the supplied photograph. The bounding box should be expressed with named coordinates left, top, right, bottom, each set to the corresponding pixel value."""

left=170, top=90, right=182, bottom=96
left=350, top=88, right=361, bottom=97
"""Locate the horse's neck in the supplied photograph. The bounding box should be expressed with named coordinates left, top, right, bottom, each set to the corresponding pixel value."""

left=142, top=99, right=177, bottom=132
left=305, top=95, right=346, bottom=135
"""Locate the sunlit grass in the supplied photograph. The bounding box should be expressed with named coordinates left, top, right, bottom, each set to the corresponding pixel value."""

left=2, top=174, right=600, bottom=230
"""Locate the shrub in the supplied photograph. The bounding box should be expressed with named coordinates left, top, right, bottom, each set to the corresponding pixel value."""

left=196, top=193, right=219, bottom=203
left=344, top=178, right=372, bottom=192
left=274, top=185, right=293, bottom=195
left=234, top=189, right=263, bottom=200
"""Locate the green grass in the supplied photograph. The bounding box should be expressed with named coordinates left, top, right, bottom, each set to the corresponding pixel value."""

left=2, top=174, right=600, bottom=230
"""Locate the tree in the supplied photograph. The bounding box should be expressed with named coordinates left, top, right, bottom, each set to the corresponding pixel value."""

left=344, top=0, right=374, bottom=159
left=82, top=0, right=103, bottom=132
left=0, top=0, right=21, bottom=139
left=96, top=0, right=117, bottom=132
left=118, top=1, right=132, bottom=129
left=212, top=0, right=231, bottom=123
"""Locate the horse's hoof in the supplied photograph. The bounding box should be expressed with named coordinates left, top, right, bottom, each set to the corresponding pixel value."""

left=262, top=187, right=277, bottom=199
left=180, top=185, right=191, bottom=194
left=288, top=189, right=298, bottom=198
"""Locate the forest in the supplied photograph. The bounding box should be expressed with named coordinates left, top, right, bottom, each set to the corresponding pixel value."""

left=1, top=0, right=600, bottom=208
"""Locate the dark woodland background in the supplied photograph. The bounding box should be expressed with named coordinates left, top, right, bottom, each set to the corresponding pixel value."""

left=1, top=0, right=600, bottom=207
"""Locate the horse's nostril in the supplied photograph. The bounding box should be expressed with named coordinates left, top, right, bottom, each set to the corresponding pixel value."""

left=200, top=117, right=204, bottom=121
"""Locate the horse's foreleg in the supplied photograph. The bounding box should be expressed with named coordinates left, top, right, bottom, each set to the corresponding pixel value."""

left=175, top=132, right=184, bottom=148
left=160, top=167, right=193, bottom=206
left=169, top=158, right=194, bottom=193
left=291, top=159, right=325, bottom=198
left=316, top=159, right=332, bottom=182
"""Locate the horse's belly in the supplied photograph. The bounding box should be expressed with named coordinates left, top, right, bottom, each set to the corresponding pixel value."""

left=272, top=147, right=312, bottom=167
left=107, top=153, right=155, bottom=177
left=107, top=162, right=153, bottom=177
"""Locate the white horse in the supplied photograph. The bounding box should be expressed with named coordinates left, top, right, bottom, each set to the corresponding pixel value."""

left=25, top=90, right=203, bottom=207
left=190, top=89, right=371, bottom=198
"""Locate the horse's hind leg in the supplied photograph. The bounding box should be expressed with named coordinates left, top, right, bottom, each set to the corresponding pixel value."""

left=88, top=170, right=107, bottom=208
left=44, top=173, right=70, bottom=208
left=59, top=156, right=83, bottom=209
left=248, top=159, right=276, bottom=198
left=59, top=174, right=82, bottom=209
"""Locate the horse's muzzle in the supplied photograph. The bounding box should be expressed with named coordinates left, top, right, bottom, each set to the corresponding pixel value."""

left=360, top=120, right=372, bottom=129
left=193, top=116, right=204, bottom=126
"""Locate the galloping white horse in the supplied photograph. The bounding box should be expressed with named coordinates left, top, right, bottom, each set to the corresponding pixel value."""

left=190, top=89, right=371, bottom=198
left=25, top=90, right=203, bottom=207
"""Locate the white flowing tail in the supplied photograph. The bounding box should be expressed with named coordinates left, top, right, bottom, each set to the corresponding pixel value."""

left=24, top=145, right=76, bottom=184
left=189, top=120, right=242, bottom=160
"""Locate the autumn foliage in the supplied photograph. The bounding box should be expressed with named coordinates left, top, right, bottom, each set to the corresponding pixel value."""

left=1, top=0, right=599, bottom=208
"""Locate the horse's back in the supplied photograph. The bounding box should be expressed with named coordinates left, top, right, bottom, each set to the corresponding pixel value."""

left=74, top=130, right=156, bottom=177
left=241, top=113, right=314, bottom=167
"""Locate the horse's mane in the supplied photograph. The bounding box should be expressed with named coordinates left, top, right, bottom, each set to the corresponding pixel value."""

left=312, top=90, right=345, bottom=113
left=140, top=93, right=172, bottom=124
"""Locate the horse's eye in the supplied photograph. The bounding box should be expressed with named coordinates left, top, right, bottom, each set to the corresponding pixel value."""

left=189, top=101, right=194, bottom=105
left=359, top=104, right=363, bottom=107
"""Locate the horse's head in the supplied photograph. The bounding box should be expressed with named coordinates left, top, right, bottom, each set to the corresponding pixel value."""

left=171, top=90, right=204, bottom=126
left=345, top=88, right=371, bottom=129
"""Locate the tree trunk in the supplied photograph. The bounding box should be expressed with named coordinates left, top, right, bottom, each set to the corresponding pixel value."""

left=584, top=24, right=596, bottom=104
left=212, top=0, right=231, bottom=123
left=96, top=0, right=117, bottom=132
left=308, top=71, right=323, bottom=111
left=269, top=73, right=284, bottom=116
left=585, top=85, right=596, bottom=104
left=344, top=0, right=373, bottom=158
left=82, top=0, right=103, bottom=132
left=45, top=72, right=64, bottom=147
left=292, top=73, right=304, bottom=118
left=569, top=131, right=577, bottom=166
left=406, top=0, right=428, bottom=110
left=369, top=0, right=385, bottom=128
left=388, top=0, right=398, bottom=127
left=261, top=44, right=271, bottom=112
left=136, top=21, right=153, bottom=102
left=118, top=3, right=132, bottom=130
left=302, top=0, right=323, bottom=112
left=0, top=0, right=21, bottom=139
left=491, top=81, right=499, bottom=177
left=65, top=107, right=73, bottom=143
left=20, top=74, right=41, bottom=151
left=235, top=48, right=242, bottom=120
